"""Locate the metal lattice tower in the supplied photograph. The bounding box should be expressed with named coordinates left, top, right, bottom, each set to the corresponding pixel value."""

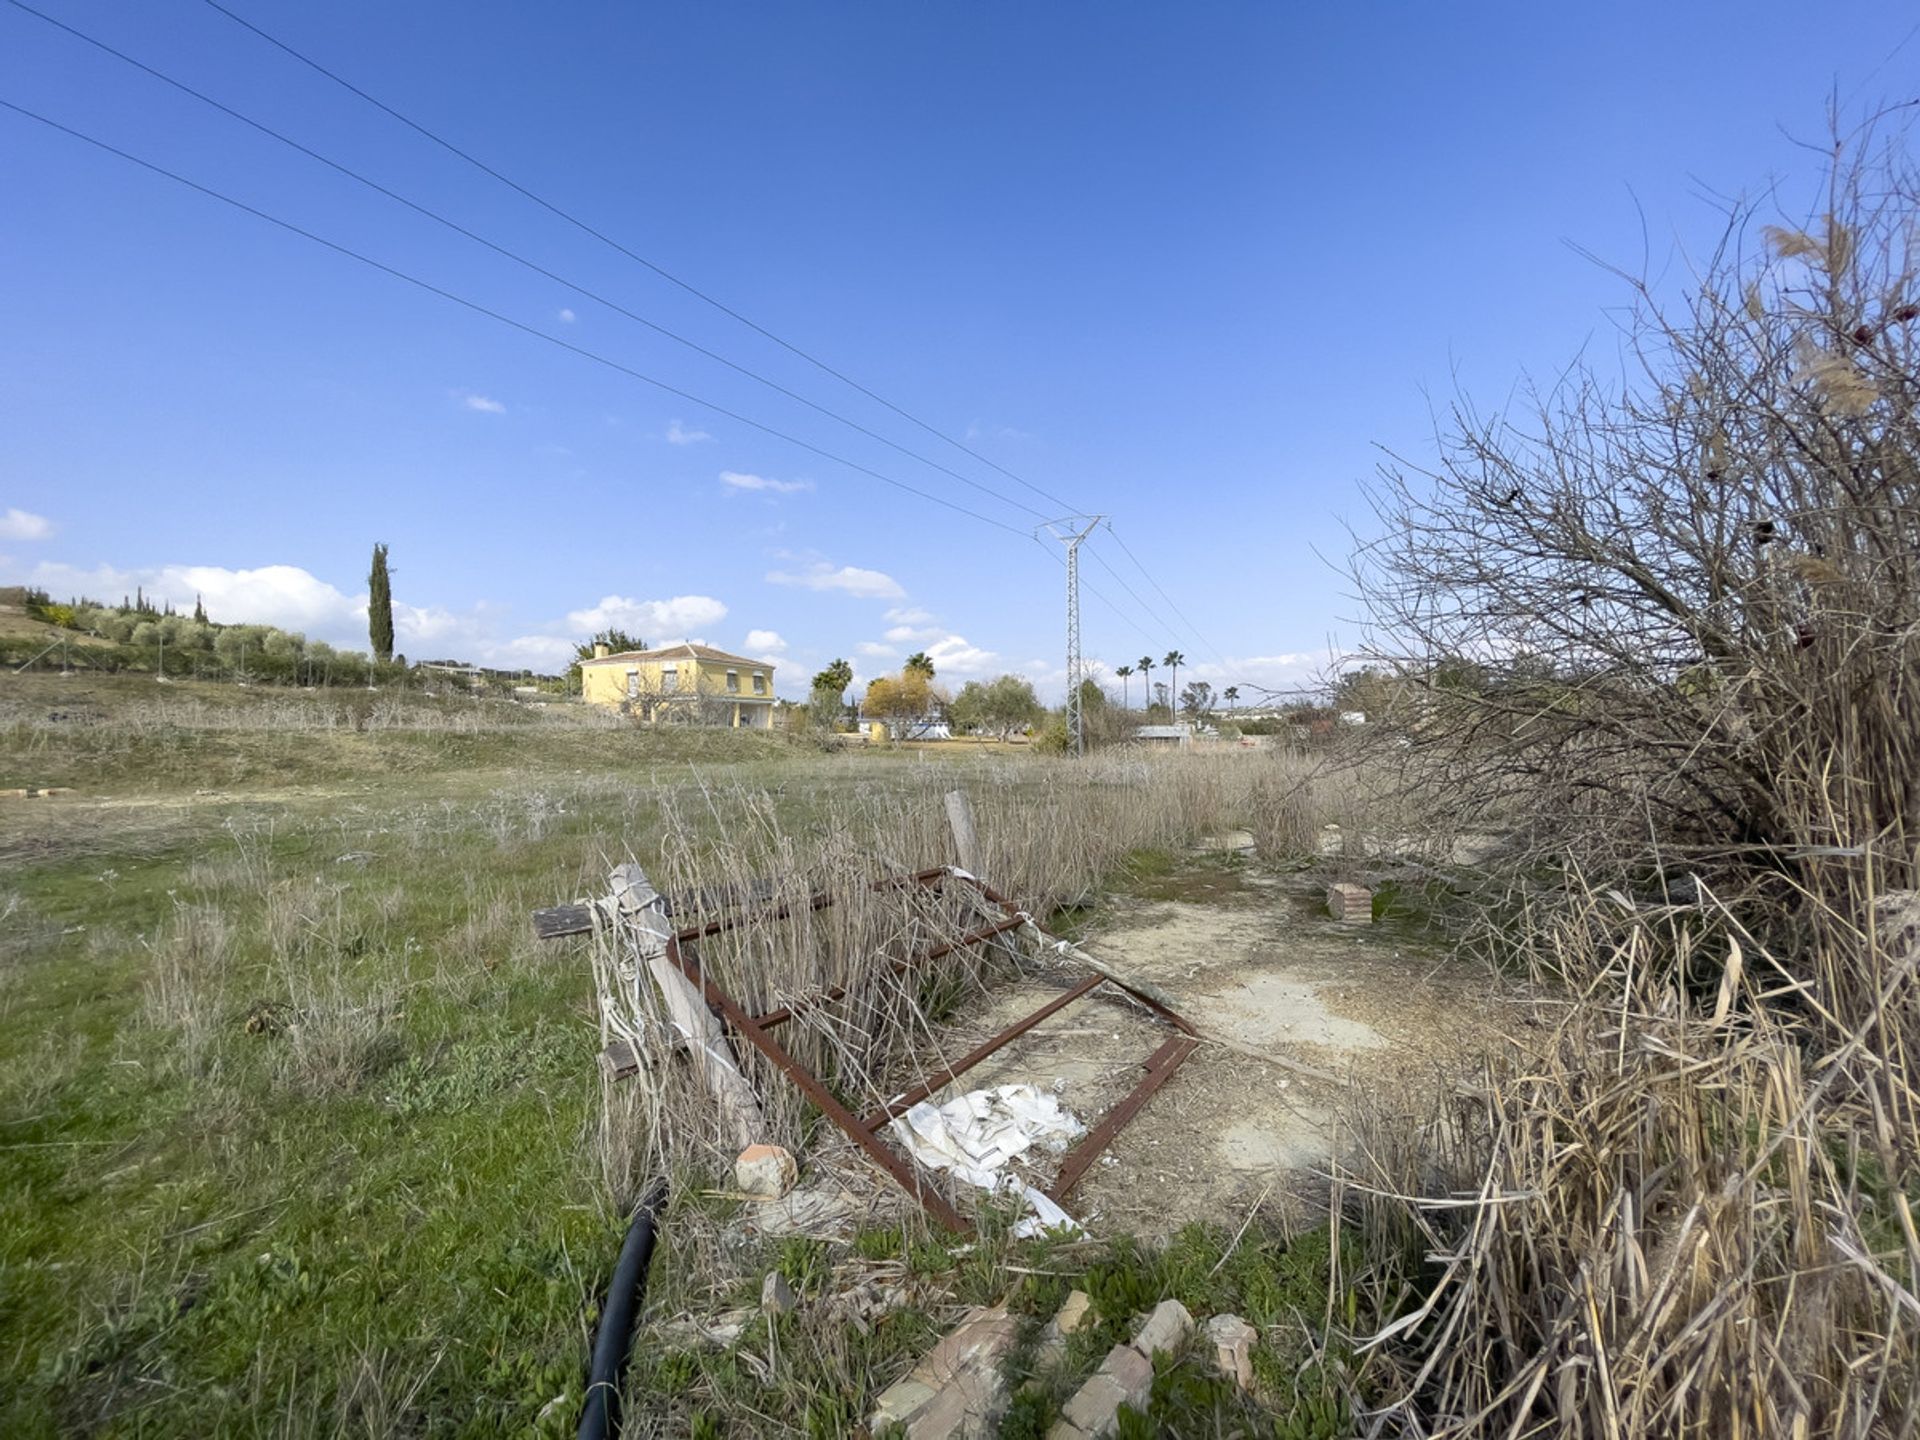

left=1043, top=516, right=1104, bottom=756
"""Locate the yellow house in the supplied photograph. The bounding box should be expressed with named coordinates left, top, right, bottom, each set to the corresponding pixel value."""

left=578, top=643, right=776, bottom=728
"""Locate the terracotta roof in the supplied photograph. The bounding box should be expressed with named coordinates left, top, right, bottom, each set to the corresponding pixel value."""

left=583, top=643, right=772, bottom=668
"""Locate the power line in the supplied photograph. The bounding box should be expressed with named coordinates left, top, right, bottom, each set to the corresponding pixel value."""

left=0, top=97, right=1036, bottom=540
left=1085, top=547, right=1184, bottom=650
left=196, top=0, right=1236, bottom=671
left=200, top=0, right=1083, bottom=517
left=1106, top=522, right=1231, bottom=668
left=6, top=0, right=1054, bottom=525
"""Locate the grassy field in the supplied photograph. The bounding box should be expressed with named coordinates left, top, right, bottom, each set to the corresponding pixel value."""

left=0, top=674, right=1367, bottom=1437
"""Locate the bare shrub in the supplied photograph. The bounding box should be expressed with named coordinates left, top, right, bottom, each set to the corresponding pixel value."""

left=1357, top=125, right=1919, bottom=878
left=1352, top=122, right=1920, bottom=1127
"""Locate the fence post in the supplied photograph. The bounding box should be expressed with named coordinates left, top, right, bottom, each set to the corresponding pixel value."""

left=945, top=790, right=982, bottom=876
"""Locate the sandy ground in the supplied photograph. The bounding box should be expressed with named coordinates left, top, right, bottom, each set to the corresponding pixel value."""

left=904, top=856, right=1526, bottom=1238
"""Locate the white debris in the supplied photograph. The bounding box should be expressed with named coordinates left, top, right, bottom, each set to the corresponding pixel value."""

left=1013, top=1185, right=1080, bottom=1239
left=888, top=1084, right=1088, bottom=1236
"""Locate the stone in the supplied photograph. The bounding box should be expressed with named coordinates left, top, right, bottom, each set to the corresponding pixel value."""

left=734, top=1143, right=798, bottom=1198
left=1055, top=1290, right=1093, bottom=1334
left=761, top=1271, right=797, bottom=1315
left=869, top=1304, right=1019, bottom=1439
left=1029, top=1290, right=1092, bottom=1378
left=0, top=789, right=28, bottom=799
left=739, top=1181, right=859, bottom=1239
left=37, top=786, right=74, bottom=796
left=1205, top=1314, right=1258, bottom=1390
left=1057, top=1343, right=1153, bottom=1437
left=1131, top=1298, right=1194, bottom=1358
left=1327, top=881, right=1373, bottom=923
left=656, top=1306, right=754, bottom=1348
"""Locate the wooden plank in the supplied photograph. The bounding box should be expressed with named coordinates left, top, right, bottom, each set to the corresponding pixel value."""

left=598, top=1038, right=641, bottom=1080
left=533, top=902, right=596, bottom=939
left=944, top=789, right=982, bottom=876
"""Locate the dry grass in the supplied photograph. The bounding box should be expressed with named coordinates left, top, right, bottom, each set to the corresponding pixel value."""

left=1342, top=880, right=1920, bottom=1438
left=138, top=902, right=234, bottom=1079
left=575, top=749, right=1338, bottom=1198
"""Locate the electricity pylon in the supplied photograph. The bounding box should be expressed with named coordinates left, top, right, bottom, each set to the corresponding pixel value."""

left=1040, top=516, right=1104, bottom=756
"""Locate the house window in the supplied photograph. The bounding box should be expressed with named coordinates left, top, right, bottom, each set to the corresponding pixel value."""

left=752, top=672, right=767, bottom=695
left=662, top=666, right=678, bottom=692
left=625, top=668, right=639, bottom=698
left=726, top=669, right=739, bottom=693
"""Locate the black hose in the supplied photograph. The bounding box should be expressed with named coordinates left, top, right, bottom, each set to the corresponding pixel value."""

left=578, top=1179, right=668, bottom=1440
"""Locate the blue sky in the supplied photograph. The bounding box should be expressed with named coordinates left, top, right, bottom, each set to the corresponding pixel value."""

left=3, top=1, right=1915, bottom=699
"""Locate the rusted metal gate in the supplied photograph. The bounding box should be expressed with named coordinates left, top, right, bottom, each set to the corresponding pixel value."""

left=535, top=865, right=1198, bottom=1232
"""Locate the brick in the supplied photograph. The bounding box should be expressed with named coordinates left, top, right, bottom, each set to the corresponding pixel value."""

left=1327, top=882, right=1373, bottom=923
left=919, top=1305, right=1019, bottom=1387
left=734, top=1143, right=797, bottom=1198
left=1131, top=1298, right=1193, bottom=1358
left=1058, top=1343, right=1153, bottom=1437
left=869, top=1305, right=1019, bottom=1439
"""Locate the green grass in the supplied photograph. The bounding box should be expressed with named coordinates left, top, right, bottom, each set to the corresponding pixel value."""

left=0, top=674, right=1380, bottom=1435
left=0, top=808, right=613, bottom=1436
left=628, top=1201, right=1365, bottom=1438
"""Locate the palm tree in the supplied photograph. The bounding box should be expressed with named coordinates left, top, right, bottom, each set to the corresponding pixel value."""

left=1162, top=652, right=1185, bottom=719
left=1137, top=655, right=1154, bottom=713
left=1115, top=664, right=1135, bottom=708
left=1223, top=685, right=1240, bottom=713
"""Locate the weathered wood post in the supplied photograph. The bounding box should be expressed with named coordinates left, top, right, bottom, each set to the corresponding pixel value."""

left=607, top=862, right=764, bottom=1149
left=945, top=789, right=982, bottom=876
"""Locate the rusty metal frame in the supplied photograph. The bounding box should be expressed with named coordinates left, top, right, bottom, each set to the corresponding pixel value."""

left=537, top=865, right=1199, bottom=1232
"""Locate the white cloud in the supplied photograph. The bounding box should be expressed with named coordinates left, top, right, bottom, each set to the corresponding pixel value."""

left=557, top=308, right=577, bottom=324
left=460, top=392, right=506, bottom=414
left=744, top=629, right=787, bottom=653
left=666, top=419, right=712, bottom=446
left=0, top=508, right=53, bottom=541
left=856, top=641, right=898, bottom=659
left=765, top=562, right=904, bottom=599
left=921, top=633, right=997, bottom=678
left=883, top=624, right=932, bottom=644
left=563, top=593, right=729, bottom=640
left=22, top=560, right=361, bottom=634
left=721, top=471, right=812, bottom=495
left=2, top=555, right=754, bottom=678
left=883, top=606, right=932, bottom=625
left=481, top=634, right=577, bottom=670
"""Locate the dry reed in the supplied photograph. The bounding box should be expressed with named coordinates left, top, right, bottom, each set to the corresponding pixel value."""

left=1344, top=879, right=1920, bottom=1438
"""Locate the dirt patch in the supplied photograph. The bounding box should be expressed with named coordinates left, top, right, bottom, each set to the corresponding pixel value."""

left=902, top=865, right=1523, bottom=1239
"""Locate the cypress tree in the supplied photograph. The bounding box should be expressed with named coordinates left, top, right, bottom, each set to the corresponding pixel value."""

left=193, top=594, right=207, bottom=624
left=368, top=543, right=394, bottom=662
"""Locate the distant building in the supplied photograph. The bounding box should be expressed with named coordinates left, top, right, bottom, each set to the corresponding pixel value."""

left=578, top=643, right=775, bottom=728
left=860, top=715, right=952, bottom=742
left=1134, top=724, right=1191, bottom=747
